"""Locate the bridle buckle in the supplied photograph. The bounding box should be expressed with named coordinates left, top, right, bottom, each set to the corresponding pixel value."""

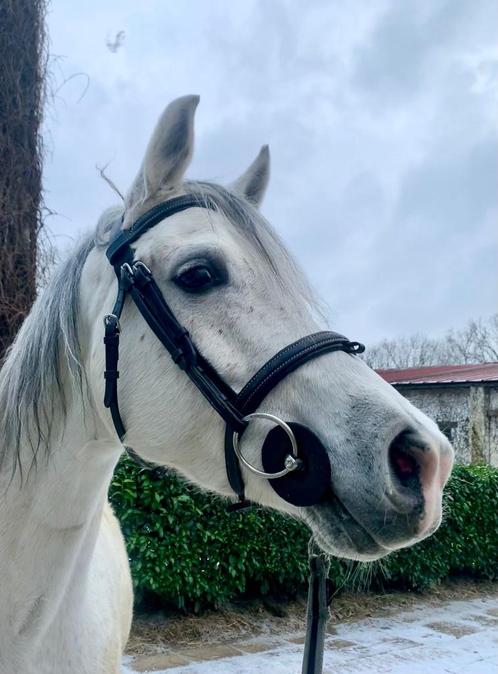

left=103, top=313, right=120, bottom=334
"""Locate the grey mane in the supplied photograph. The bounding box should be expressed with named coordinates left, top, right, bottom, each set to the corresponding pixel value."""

left=0, top=182, right=316, bottom=473
left=0, top=234, right=95, bottom=475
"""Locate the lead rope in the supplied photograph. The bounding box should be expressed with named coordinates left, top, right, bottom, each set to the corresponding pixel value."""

left=302, top=538, right=331, bottom=674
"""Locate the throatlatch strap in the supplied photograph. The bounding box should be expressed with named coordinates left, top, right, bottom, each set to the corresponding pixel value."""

left=103, top=262, right=133, bottom=441
left=103, top=314, right=125, bottom=439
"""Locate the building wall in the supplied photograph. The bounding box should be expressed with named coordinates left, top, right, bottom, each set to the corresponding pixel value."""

left=397, top=386, right=498, bottom=466
left=487, top=388, right=498, bottom=466
left=402, top=388, right=471, bottom=463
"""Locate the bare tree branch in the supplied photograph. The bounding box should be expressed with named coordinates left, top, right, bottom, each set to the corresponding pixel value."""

left=365, top=314, right=498, bottom=369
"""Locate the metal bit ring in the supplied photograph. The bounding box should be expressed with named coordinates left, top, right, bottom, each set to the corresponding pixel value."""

left=233, top=412, right=300, bottom=479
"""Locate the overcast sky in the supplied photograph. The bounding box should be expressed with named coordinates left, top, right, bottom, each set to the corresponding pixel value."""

left=43, top=0, right=498, bottom=343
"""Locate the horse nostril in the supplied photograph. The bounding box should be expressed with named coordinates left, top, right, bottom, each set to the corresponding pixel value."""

left=388, top=430, right=426, bottom=500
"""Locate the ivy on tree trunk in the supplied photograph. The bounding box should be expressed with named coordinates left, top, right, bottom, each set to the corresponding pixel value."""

left=0, top=0, right=47, bottom=360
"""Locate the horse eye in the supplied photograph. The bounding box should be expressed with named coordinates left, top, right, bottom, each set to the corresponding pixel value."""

left=174, top=262, right=224, bottom=293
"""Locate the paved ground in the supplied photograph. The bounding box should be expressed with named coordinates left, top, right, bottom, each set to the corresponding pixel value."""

left=123, top=594, right=497, bottom=674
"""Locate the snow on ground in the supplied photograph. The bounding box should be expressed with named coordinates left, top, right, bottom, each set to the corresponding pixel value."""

left=122, top=595, right=498, bottom=674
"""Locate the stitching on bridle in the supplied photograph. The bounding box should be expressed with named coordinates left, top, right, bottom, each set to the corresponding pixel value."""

left=239, top=336, right=346, bottom=408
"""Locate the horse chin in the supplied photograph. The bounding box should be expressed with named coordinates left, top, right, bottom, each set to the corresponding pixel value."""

left=303, top=499, right=391, bottom=562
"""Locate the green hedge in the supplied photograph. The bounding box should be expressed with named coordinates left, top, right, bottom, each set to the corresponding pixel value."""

left=109, top=461, right=498, bottom=609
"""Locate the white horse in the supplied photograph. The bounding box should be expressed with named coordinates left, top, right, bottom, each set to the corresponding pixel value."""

left=0, top=95, right=454, bottom=674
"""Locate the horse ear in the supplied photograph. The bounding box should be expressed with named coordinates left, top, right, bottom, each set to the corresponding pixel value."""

left=125, top=95, right=199, bottom=211
left=231, top=145, right=270, bottom=207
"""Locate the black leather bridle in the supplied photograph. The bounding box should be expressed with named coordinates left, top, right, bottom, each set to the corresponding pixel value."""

left=102, top=193, right=365, bottom=673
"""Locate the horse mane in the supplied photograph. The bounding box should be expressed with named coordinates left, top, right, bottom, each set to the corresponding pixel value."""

left=0, top=182, right=317, bottom=475
left=0, top=233, right=96, bottom=476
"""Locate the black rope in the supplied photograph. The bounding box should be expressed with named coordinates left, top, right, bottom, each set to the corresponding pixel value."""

left=302, top=539, right=331, bottom=674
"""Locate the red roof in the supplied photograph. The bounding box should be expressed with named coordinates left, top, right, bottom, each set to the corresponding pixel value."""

left=377, top=362, right=498, bottom=385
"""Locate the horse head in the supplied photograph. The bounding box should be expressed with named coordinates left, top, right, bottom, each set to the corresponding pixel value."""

left=81, top=95, right=454, bottom=561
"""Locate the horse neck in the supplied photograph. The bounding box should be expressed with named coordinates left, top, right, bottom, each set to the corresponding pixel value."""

left=0, top=366, right=122, bottom=648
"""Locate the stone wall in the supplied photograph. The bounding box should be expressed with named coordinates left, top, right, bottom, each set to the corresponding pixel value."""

left=487, top=388, right=498, bottom=466
left=398, top=385, right=498, bottom=466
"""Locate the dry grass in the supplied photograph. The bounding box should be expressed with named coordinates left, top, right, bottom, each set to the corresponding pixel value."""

left=126, top=578, right=498, bottom=656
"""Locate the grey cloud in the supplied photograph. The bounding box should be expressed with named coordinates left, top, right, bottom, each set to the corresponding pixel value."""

left=352, top=0, right=497, bottom=103
left=43, top=0, right=498, bottom=345
left=395, top=140, right=498, bottom=237
left=362, top=138, right=498, bottom=337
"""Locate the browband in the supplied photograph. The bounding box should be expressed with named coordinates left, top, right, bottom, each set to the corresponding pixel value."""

left=107, top=194, right=217, bottom=267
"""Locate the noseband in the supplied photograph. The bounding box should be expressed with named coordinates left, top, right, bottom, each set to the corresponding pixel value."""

left=103, top=193, right=365, bottom=508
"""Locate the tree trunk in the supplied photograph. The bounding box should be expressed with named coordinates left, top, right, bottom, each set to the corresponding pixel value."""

left=0, top=0, right=46, bottom=361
